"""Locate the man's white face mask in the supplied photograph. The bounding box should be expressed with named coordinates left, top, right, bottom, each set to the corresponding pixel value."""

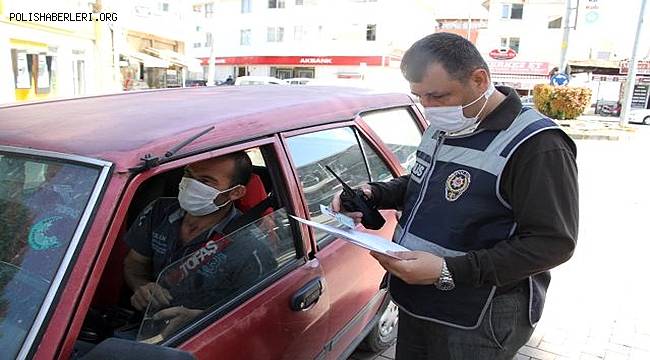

left=424, top=84, right=496, bottom=134
left=177, top=177, right=237, bottom=216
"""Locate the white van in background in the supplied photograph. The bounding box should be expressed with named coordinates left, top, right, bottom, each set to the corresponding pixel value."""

left=627, top=108, right=650, bottom=125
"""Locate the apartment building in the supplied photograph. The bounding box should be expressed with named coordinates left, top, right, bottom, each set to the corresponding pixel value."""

left=188, top=0, right=435, bottom=89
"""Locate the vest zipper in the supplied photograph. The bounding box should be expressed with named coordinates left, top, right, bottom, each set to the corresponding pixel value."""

left=399, top=131, right=446, bottom=243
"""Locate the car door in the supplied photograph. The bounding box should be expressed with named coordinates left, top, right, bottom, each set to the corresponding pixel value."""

left=283, top=123, right=401, bottom=358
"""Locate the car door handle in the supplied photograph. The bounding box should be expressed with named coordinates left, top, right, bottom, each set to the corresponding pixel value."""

left=291, top=277, right=323, bottom=311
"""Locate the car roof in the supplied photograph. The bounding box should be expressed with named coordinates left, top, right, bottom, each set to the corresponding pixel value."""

left=0, top=86, right=413, bottom=171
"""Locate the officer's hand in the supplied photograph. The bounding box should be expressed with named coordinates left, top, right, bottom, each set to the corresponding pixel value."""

left=154, top=306, right=202, bottom=339
left=131, top=282, right=173, bottom=311
left=331, top=184, right=373, bottom=225
left=370, top=250, right=443, bottom=285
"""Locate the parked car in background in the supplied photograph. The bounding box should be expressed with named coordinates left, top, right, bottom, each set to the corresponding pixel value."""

left=600, top=102, right=622, bottom=117
left=595, top=100, right=619, bottom=115
left=0, top=86, right=427, bottom=360
left=627, top=108, right=650, bottom=125
left=286, top=78, right=314, bottom=85
left=234, top=76, right=287, bottom=85
left=184, top=79, right=208, bottom=87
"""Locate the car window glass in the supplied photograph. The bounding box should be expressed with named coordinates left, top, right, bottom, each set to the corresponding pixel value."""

left=137, top=208, right=294, bottom=343
left=361, top=108, right=422, bottom=172
left=286, top=127, right=370, bottom=246
left=359, top=139, right=393, bottom=182
left=0, top=153, right=100, bottom=359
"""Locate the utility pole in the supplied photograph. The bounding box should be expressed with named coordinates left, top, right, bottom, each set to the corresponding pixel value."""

left=620, top=0, right=648, bottom=126
left=558, top=0, right=573, bottom=74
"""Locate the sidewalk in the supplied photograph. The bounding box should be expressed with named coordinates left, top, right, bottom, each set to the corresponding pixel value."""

left=555, top=115, right=637, bottom=141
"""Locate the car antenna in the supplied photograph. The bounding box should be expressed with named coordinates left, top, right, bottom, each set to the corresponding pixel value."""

left=129, top=126, right=215, bottom=173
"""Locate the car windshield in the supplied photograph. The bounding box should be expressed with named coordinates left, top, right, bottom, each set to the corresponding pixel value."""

left=0, top=152, right=100, bottom=358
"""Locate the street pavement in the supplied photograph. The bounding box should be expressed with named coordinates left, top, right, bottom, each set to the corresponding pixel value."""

left=350, top=123, right=650, bottom=360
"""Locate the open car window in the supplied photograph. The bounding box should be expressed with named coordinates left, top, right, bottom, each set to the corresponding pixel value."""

left=0, top=153, right=100, bottom=358
left=136, top=208, right=295, bottom=343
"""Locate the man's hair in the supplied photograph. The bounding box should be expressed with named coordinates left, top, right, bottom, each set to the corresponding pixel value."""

left=224, top=151, right=253, bottom=187
left=400, top=32, right=490, bottom=83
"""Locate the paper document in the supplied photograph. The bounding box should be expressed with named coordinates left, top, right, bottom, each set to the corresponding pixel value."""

left=319, top=204, right=355, bottom=229
left=290, top=215, right=409, bottom=259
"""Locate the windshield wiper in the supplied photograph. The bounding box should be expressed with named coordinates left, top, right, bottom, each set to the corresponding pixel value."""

left=129, top=126, right=215, bottom=173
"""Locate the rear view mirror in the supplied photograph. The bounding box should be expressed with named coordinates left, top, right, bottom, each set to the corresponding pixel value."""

left=81, top=337, right=195, bottom=360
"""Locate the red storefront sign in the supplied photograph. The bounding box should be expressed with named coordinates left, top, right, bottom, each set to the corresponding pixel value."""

left=199, top=56, right=384, bottom=66
left=619, top=60, right=650, bottom=75
left=487, top=61, right=550, bottom=75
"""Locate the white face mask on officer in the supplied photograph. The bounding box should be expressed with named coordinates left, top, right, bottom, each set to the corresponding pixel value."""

left=177, top=177, right=238, bottom=216
left=424, top=84, right=496, bottom=134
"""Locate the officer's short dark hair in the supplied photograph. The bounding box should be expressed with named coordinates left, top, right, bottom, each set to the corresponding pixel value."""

left=401, top=33, right=490, bottom=83
left=224, top=151, right=252, bottom=187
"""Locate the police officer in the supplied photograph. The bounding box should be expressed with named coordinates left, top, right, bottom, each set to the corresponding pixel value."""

left=333, top=33, right=578, bottom=359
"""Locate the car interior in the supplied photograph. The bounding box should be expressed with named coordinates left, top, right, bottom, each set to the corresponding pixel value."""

left=74, top=146, right=299, bottom=355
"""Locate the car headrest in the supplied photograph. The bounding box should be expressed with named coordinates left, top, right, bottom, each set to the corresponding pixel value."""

left=235, top=173, right=268, bottom=213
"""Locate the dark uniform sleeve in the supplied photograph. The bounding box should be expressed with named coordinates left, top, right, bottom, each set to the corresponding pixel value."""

left=123, top=200, right=159, bottom=258
left=369, top=174, right=411, bottom=210
left=446, top=130, right=579, bottom=287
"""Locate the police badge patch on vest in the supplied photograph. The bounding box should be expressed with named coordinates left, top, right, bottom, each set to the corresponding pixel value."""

left=445, top=170, right=471, bottom=201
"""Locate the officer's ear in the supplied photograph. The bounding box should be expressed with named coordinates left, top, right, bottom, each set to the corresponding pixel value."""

left=468, top=68, right=490, bottom=93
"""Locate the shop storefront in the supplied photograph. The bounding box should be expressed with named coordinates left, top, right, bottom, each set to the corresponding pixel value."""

left=488, top=60, right=551, bottom=96
left=619, top=60, right=650, bottom=110
left=9, top=39, right=58, bottom=101
left=120, top=31, right=197, bottom=90
left=201, top=55, right=399, bottom=84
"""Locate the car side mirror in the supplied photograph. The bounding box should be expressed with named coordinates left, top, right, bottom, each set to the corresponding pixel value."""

left=80, top=337, right=195, bottom=360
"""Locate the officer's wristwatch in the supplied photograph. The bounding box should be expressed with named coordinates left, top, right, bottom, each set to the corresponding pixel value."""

left=435, top=259, right=455, bottom=291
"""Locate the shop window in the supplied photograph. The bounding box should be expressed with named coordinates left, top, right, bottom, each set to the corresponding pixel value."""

left=548, top=17, right=562, bottom=29
left=509, top=37, right=520, bottom=53
left=267, top=27, right=285, bottom=42
left=501, top=3, right=523, bottom=19
left=241, top=0, right=252, bottom=13
left=268, top=0, right=285, bottom=8
left=511, top=4, right=523, bottom=19
left=500, top=37, right=520, bottom=53
left=366, top=24, right=376, bottom=41
left=240, top=29, right=252, bottom=46
left=204, top=2, right=214, bottom=18
left=205, top=32, right=213, bottom=47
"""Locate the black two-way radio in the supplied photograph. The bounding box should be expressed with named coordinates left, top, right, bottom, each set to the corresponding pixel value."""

left=325, top=165, right=385, bottom=230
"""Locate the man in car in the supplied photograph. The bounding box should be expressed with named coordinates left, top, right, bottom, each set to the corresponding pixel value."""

left=123, top=152, right=276, bottom=337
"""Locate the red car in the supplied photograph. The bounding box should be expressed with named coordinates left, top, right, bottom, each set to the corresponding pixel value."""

left=0, top=86, right=426, bottom=360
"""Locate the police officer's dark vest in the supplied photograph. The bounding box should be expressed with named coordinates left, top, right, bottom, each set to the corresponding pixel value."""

left=389, top=107, right=566, bottom=329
